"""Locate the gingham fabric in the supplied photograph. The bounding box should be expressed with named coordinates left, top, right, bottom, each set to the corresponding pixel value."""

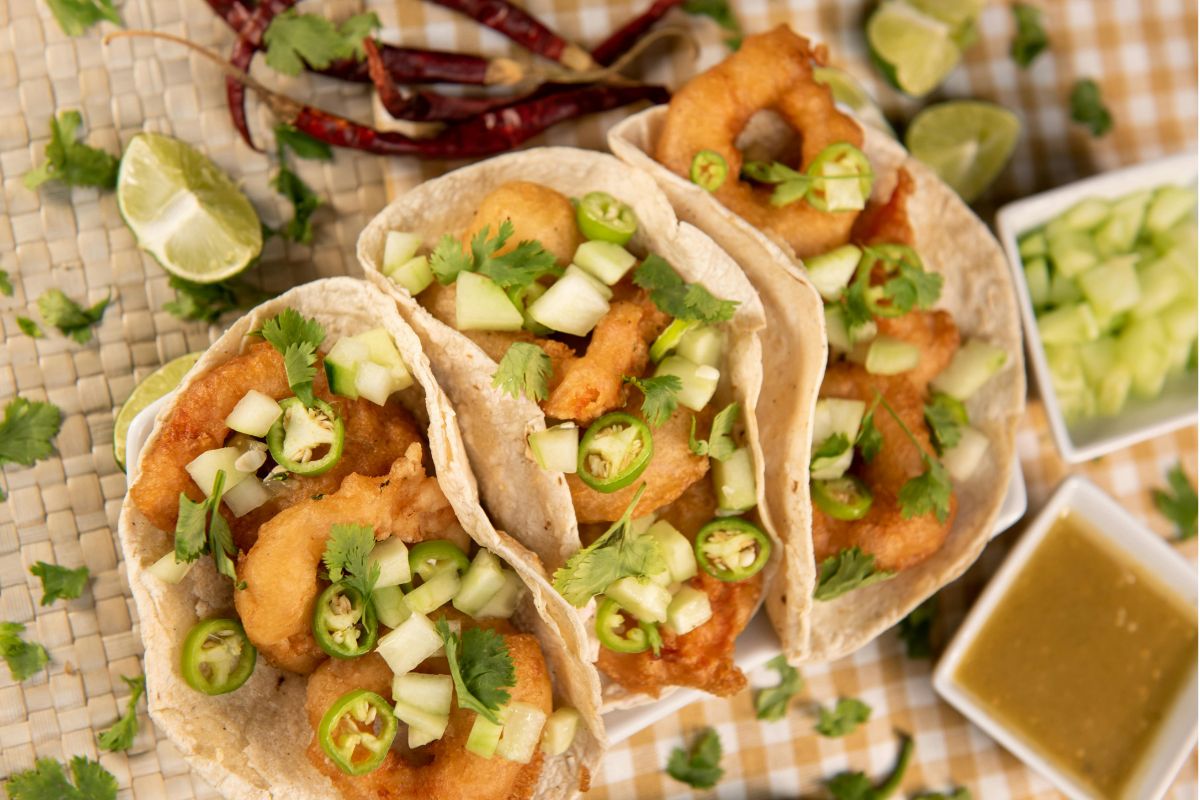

left=0, top=0, right=1194, bottom=797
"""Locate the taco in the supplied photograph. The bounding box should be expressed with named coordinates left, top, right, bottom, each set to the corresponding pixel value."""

left=608, top=26, right=1025, bottom=662
left=357, top=147, right=793, bottom=707
left=118, top=278, right=603, bottom=800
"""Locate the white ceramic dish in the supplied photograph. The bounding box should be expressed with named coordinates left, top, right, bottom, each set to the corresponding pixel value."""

left=995, top=152, right=1198, bottom=463
left=933, top=475, right=1198, bottom=800
left=125, top=392, right=1027, bottom=742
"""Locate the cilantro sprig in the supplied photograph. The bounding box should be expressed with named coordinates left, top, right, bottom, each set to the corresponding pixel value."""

left=824, top=732, right=913, bottom=800
left=811, top=432, right=851, bottom=466
left=25, top=110, right=119, bottom=190
left=174, top=470, right=237, bottom=582
left=754, top=654, right=803, bottom=721
left=623, top=375, right=681, bottom=428
left=429, top=221, right=559, bottom=296
left=271, top=124, right=332, bottom=244
left=164, top=275, right=272, bottom=324
left=493, top=342, right=553, bottom=402
left=689, top=402, right=740, bottom=460
left=666, top=727, right=724, bottom=789
left=97, top=674, right=145, bottom=752
left=37, top=288, right=112, bottom=344
left=18, top=317, right=44, bottom=338
left=856, top=401, right=883, bottom=463
left=30, top=562, right=89, bottom=606
left=875, top=392, right=953, bottom=523
left=1153, top=462, right=1197, bottom=541
left=0, top=397, right=63, bottom=500
left=742, top=158, right=875, bottom=209
left=322, top=524, right=380, bottom=601
left=436, top=619, right=515, bottom=724
left=815, top=697, right=872, bottom=737
left=634, top=255, right=738, bottom=324
left=1070, top=78, right=1113, bottom=137
left=814, top=547, right=893, bottom=602
left=254, top=308, right=325, bottom=406
left=263, top=10, right=381, bottom=76
left=1010, top=3, right=1048, bottom=68
left=924, top=393, right=967, bottom=454
left=3, top=756, right=117, bottom=800
left=897, top=596, right=937, bottom=659
left=0, top=621, right=49, bottom=682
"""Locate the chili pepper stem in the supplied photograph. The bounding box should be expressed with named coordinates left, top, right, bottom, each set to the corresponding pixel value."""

left=527, top=25, right=697, bottom=86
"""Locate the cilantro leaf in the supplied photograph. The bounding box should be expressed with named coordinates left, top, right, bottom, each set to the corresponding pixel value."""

left=552, top=485, right=666, bottom=606
left=271, top=162, right=322, bottom=244
left=811, top=433, right=851, bottom=466
left=43, top=0, right=121, bottom=37
left=0, top=397, right=62, bottom=468
left=493, top=342, right=552, bottom=402
left=436, top=619, right=515, bottom=724
left=666, top=727, right=724, bottom=789
left=17, top=317, right=44, bottom=338
left=634, top=255, right=738, bottom=323
left=0, top=621, right=49, bottom=682
left=624, top=375, right=681, bottom=428
left=0, top=270, right=12, bottom=296
left=839, top=279, right=877, bottom=339
left=262, top=10, right=380, bottom=75
left=429, top=222, right=558, bottom=293
left=814, top=547, right=894, bottom=602
left=478, top=239, right=559, bottom=293
left=29, top=562, right=89, bottom=606
left=208, top=506, right=237, bottom=582
left=825, top=732, right=914, bottom=800
left=815, top=697, right=872, bottom=737
left=897, top=596, right=936, bottom=659
left=4, top=756, right=117, bottom=800
left=173, top=470, right=238, bottom=581
left=337, top=13, right=382, bottom=60
left=323, top=523, right=380, bottom=600
left=429, top=234, right=474, bottom=285
left=1153, top=462, right=1197, bottom=540
left=1070, top=78, right=1113, bottom=137
left=173, top=492, right=210, bottom=563
left=97, top=674, right=145, bottom=752
left=924, top=393, right=967, bottom=454
left=37, top=288, right=111, bottom=344
left=689, top=402, right=740, bottom=460
left=275, top=123, right=333, bottom=161
left=742, top=160, right=811, bottom=206
left=755, top=654, right=803, bottom=721
left=682, top=0, right=741, bottom=49
left=256, top=309, right=325, bottom=405
left=856, top=405, right=882, bottom=463
left=899, top=461, right=953, bottom=523
left=865, top=246, right=942, bottom=314
left=164, top=275, right=272, bottom=323
left=914, top=788, right=972, bottom=800
left=1010, top=3, right=1048, bottom=67
left=24, top=110, right=119, bottom=190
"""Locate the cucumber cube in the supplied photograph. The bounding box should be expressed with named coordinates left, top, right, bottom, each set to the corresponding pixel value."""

left=713, top=447, right=757, bottom=513
left=1048, top=230, right=1098, bottom=278
left=388, top=255, right=435, bottom=296
left=645, top=521, right=697, bottom=583
left=804, top=244, right=862, bottom=301
left=456, top=271, right=525, bottom=331
left=1018, top=230, right=1047, bottom=259
left=811, top=397, right=866, bottom=480
left=1095, top=367, right=1133, bottom=416
left=476, top=569, right=524, bottom=619
left=649, top=318, right=697, bottom=363
left=1060, top=197, right=1111, bottom=231
left=666, top=586, right=713, bottom=635
left=1037, top=303, right=1100, bottom=345
left=1023, top=257, right=1050, bottom=309
left=676, top=325, right=725, bottom=368
left=372, top=584, right=411, bottom=629
left=564, top=264, right=613, bottom=300
left=453, top=549, right=508, bottom=617
left=527, top=269, right=611, bottom=336
left=655, top=355, right=720, bottom=411
left=225, top=389, right=283, bottom=437
left=222, top=476, right=271, bottom=517
left=393, top=700, right=449, bottom=743
left=496, top=702, right=547, bottom=764
left=941, top=426, right=989, bottom=481
left=604, top=576, right=671, bottom=623
left=375, top=612, right=443, bottom=676
left=353, top=328, right=414, bottom=392
left=865, top=336, right=921, bottom=375
left=185, top=447, right=250, bottom=497
left=541, top=708, right=581, bottom=756
left=1078, top=255, right=1140, bottom=319
left=369, top=537, right=412, bottom=587
left=323, top=337, right=370, bottom=399
left=930, top=339, right=1010, bottom=399
left=147, top=551, right=194, bottom=585
left=1047, top=271, right=1083, bottom=306
left=1094, top=191, right=1150, bottom=256
left=393, top=672, right=453, bottom=716
left=573, top=241, right=636, bottom=285
left=1118, top=318, right=1172, bottom=398
left=467, top=715, right=503, bottom=758
left=383, top=231, right=423, bottom=272
left=405, top=568, right=461, bottom=616
left=528, top=423, right=579, bottom=473
left=355, top=360, right=398, bottom=406
left=1145, top=185, right=1196, bottom=233
left=825, top=305, right=852, bottom=355
left=1133, top=257, right=1188, bottom=319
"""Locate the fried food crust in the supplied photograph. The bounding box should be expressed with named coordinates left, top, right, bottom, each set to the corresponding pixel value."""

left=464, top=181, right=582, bottom=266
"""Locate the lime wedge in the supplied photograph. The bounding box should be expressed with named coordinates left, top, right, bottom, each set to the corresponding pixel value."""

left=813, top=66, right=896, bottom=139
left=907, top=0, right=984, bottom=29
left=113, top=352, right=201, bottom=472
left=117, top=133, right=263, bottom=284
left=906, top=101, right=1021, bottom=203
left=866, top=0, right=962, bottom=97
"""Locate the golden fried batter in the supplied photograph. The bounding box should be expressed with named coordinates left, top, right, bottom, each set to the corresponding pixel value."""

left=852, top=168, right=916, bottom=247
left=875, top=310, right=961, bottom=389
left=464, top=181, right=582, bottom=266
left=543, top=301, right=646, bottom=423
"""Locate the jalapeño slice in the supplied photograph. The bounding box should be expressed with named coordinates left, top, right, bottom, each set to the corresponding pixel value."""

left=853, top=243, right=928, bottom=318
left=576, top=412, right=654, bottom=494
left=812, top=476, right=874, bottom=521
left=407, top=540, right=471, bottom=581
left=595, top=597, right=662, bottom=654
left=694, top=518, right=771, bottom=582
left=690, top=150, right=729, bottom=192
left=266, top=397, right=345, bottom=476
left=804, top=142, right=873, bottom=212
left=180, top=618, right=257, bottom=695
left=576, top=191, right=639, bottom=245
left=318, top=689, right=398, bottom=776
left=313, top=582, right=379, bottom=659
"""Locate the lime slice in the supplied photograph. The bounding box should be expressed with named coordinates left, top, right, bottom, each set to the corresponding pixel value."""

left=906, top=101, right=1021, bottom=203
left=907, top=0, right=984, bottom=29
left=813, top=66, right=896, bottom=139
left=117, top=133, right=263, bottom=284
left=866, top=0, right=962, bottom=98
left=113, top=352, right=201, bottom=472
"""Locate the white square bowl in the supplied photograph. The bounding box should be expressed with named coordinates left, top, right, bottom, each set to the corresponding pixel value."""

left=933, top=475, right=1198, bottom=800
left=995, top=153, right=1198, bottom=463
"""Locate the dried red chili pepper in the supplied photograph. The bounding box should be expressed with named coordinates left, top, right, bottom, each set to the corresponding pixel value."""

left=363, top=38, right=521, bottom=121
left=427, top=0, right=595, bottom=70
left=224, top=0, right=296, bottom=150
left=591, top=0, right=685, bottom=66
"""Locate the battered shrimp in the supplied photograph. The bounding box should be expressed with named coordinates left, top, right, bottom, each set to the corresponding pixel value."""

left=464, top=181, right=582, bottom=266
left=235, top=445, right=467, bottom=674
left=303, top=625, right=552, bottom=800
left=852, top=168, right=916, bottom=247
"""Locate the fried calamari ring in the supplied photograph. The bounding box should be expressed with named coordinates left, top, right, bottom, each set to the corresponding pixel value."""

left=655, top=26, right=865, bottom=260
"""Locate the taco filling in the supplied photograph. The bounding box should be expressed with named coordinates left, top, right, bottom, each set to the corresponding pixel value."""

left=382, top=180, right=769, bottom=698
left=128, top=304, right=585, bottom=798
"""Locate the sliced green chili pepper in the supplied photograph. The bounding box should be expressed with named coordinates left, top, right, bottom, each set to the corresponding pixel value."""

left=595, top=597, right=662, bottom=654
left=804, top=142, right=873, bottom=212
left=690, top=150, right=729, bottom=192
left=811, top=476, right=874, bottom=521
left=577, top=412, right=654, bottom=494
left=853, top=243, right=925, bottom=318
left=180, top=618, right=257, bottom=695
left=266, top=397, right=345, bottom=476
left=694, top=518, right=771, bottom=582
left=318, top=689, right=398, bottom=776
left=576, top=191, right=639, bottom=245
left=408, top=540, right=470, bottom=581
left=313, top=582, right=378, bottom=659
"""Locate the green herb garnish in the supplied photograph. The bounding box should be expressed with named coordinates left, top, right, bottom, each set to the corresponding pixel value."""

left=492, top=342, right=553, bottom=402
left=624, top=374, right=681, bottom=428
left=815, top=697, right=872, bottom=737
left=30, top=562, right=89, bottom=606
left=37, top=288, right=111, bottom=344
left=262, top=10, right=380, bottom=75
left=255, top=308, right=325, bottom=406
left=1010, top=3, right=1048, bottom=67
left=323, top=523, right=381, bottom=601
left=24, top=110, right=119, bottom=190
left=0, top=397, right=62, bottom=500
left=755, top=654, right=803, bottom=721
left=436, top=619, right=515, bottom=724
left=896, top=596, right=936, bottom=658
left=1153, top=462, right=1197, bottom=541
left=43, top=0, right=121, bottom=37
left=824, top=732, right=913, bottom=800
left=97, top=674, right=145, bottom=752
left=814, top=546, right=894, bottom=602
left=666, top=727, right=724, bottom=789
left=3, top=756, right=117, bottom=800
left=634, top=255, right=738, bottom=324
left=1070, top=78, right=1113, bottom=137
left=688, top=402, right=740, bottom=460
left=0, top=621, right=49, bottom=682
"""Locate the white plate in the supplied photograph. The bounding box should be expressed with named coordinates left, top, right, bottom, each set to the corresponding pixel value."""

left=933, top=475, right=1198, bottom=800
left=994, top=152, right=1198, bottom=463
left=125, top=395, right=1028, bottom=742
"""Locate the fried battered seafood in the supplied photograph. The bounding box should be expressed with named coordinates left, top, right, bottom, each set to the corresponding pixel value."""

left=465, top=180, right=583, bottom=266
left=304, top=626, right=552, bottom=800
left=235, top=445, right=466, bottom=674
left=655, top=26, right=864, bottom=259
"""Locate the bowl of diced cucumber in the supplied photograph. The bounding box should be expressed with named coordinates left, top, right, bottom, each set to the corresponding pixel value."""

left=997, top=152, right=1197, bottom=463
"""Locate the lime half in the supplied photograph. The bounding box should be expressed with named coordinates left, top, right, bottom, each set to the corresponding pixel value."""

left=117, top=133, right=263, bottom=284
left=813, top=66, right=896, bottom=139
left=867, top=0, right=961, bottom=98
left=113, top=352, right=201, bottom=472
left=906, top=101, right=1021, bottom=203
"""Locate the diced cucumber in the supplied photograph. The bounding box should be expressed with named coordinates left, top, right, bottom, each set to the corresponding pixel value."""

left=1048, top=230, right=1098, bottom=278
left=677, top=325, right=725, bottom=368
left=811, top=397, right=866, bottom=480
left=655, top=355, right=720, bottom=411
left=1047, top=271, right=1083, bottom=306
left=541, top=708, right=580, bottom=756
left=1094, top=191, right=1151, bottom=256
left=1037, top=303, right=1100, bottom=345
left=645, top=521, right=697, bottom=583
left=372, top=584, right=411, bottom=629
left=529, top=423, right=579, bottom=473
left=388, top=255, right=435, bottom=296
left=1118, top=317, right=1172, bottom=398
left=941, top=426, right=989, bottom=482
left=475, top=569, right=523, bottom=619
left=804, top=244, right=862, bottom=301
left=383, top=231, right=423, bottom=272
left=1078, top=255, right=1141, bottom=319
left=185, top=447, right=250, bottom=497
left=222, top=476, right=270, bottom=517
left=815, top=153, right=868, bottom=211
left=527, top=269, right=610, bottom=336
left=393, top=672, right=453, bottom=716
left=604, top=576, right=671, bottom=623
left=825, top=305, right=852, bottom=355
left=147, top=551, right=193, bottom=584
left=666, top=586, right=713, bottom=635
left=453, top=549, right=508, bottom=617
left=519, top=282, right=551, bottom=334
left=353, top=361, right=394, bottom=406
left=405, top=568, right=461, bottom=616
left=393, top=700, right=449, bottom=742
left=930, top=339, right=1010, bottom=399
left=650, top=318, right=697, bottom=363
left=225, top=390, right=283, bottom=437
left=409, top=724, right=441, bottom=749
left=1162, top=299, right=1198, bottom=343
left=1018, top=231, right=1047, bottom=259
left=1060, top=197, right=1111, bottom=231
left=573, top=240, right=636, bottom=285
left=1078, top=337, right=1117, bottom=386
left=564, top=264, right=613, bottom=301
left=713, top=447, right=757, bottom=514
left=467, top=715, right=503, bottom=758
left=456, top=271, right=524, bottom=331
left=1145, top=185, right=1196, bottom=233
left=375, top=612, right=443, bottom=676
left=1046, top=344, right=1093, bottom=421
left=369, top=538, right=411, bottom=588
left=631, top=514, right=657, bottom=536
left=1095, top=367, right=1133, bottom=416
left=865, top=336, right=920, bottom=376
left=1133, top=257, right=1188, bottom=319
left=1023, top=257, right=1050, bottom=309
left=324, top=337, right=371, bottom=399
left=496, top=702, right=548, bottom=764
left=354, top=328, right=415, bottom=393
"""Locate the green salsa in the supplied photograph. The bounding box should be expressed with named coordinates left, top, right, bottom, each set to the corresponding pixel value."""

left=955, top=513, right=1197, bottom=799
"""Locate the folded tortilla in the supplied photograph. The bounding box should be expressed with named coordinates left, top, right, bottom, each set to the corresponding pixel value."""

left=356, top=147, right=786, bottom=708
left=609, top=106, right=1025, bottom=663
left=116, top=277, right=604, bottom=800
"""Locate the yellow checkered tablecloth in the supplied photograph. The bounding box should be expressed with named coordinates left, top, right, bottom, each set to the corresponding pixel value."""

left=0, top=0, right=1195, bottom=797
